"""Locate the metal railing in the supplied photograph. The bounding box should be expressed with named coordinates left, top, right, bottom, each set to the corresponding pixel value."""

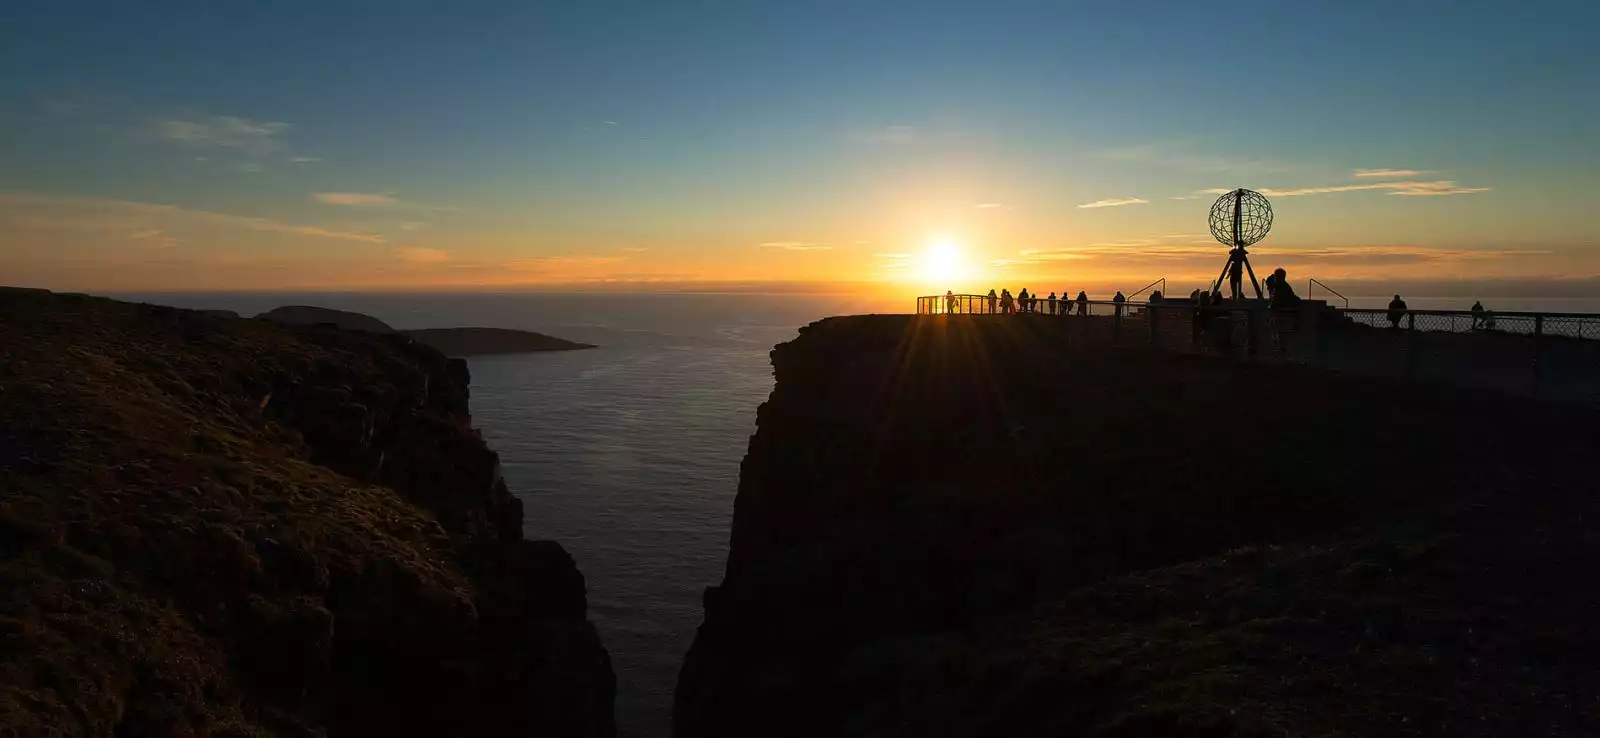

left=1308, top=278, right=1348, bottom=309
left=1125, top=278, right=1166, bottom=301
left=914, top=295, right=1600, bottom=406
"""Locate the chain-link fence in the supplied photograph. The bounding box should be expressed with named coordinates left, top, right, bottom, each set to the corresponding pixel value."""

left=915, top=296, right=1600, bottom=406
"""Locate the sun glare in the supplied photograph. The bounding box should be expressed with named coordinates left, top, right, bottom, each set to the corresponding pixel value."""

left=922, top=239, right=963, bottom=284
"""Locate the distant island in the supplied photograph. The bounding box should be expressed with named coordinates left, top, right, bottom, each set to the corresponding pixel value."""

left=257, top=304, right=596, bottom=356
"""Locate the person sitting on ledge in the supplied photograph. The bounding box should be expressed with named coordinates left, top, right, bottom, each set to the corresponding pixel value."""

left=1387, top=294, right=1409, bottom=329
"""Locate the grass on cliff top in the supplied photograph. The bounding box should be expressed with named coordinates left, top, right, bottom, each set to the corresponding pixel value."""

left=0, top=289, right=476, bottom=737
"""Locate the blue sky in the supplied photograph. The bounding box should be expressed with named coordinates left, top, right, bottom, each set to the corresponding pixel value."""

left=2, top=0, right=1597, bottom=291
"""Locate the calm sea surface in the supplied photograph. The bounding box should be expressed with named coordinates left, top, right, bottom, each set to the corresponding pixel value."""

left=114, top=292, right=894, bottom=737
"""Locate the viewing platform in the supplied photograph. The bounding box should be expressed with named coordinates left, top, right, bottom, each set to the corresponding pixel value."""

left=915, top=293, right=1600, bottom=406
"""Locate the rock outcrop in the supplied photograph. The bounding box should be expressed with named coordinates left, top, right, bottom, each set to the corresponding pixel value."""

left=675, top=314, right=1600, bottom=737
left=257, top=304, right=398, bottom=333
left=256, top=305, right=594, bottom=356
left=0, top=288, right=615, bottom=737
left=401, top=327, right=596, bottom=356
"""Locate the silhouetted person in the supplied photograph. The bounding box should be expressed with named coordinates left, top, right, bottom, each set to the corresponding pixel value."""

left=1047, top=291, right=1058, bottom=315
left=1471, top=300, right=1486, bottom=329
left=1228, top=250, right=1245, bottom=299
left=1076, top=291, right=1089, bottom=315
left=1266, top=268, right=1299, bottom=309
left=1148, top=290, right=1163, bottom=304
left=987, top=289, right=997, bottom=314
left=1387, top=294, right=1408, bottom=329
left=945, top=290, right=956, bottom=314
left=1018, top=288, right=1031, bottom=314
left=1112, top=291, right=1126, bottom=317
left=1000, top=289, right=1014, bottom=314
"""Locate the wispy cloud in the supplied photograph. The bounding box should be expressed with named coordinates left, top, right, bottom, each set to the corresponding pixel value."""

left=621, top=246, right=651, bottom=252
left=396, top=247, right=451, bottom=264
left=1078, top=197, right=1148, bottom=209
left=290, top=156, right=323, bottom=164
left=1255, top=246, right=1548, bottom=261
left=0, top=193, right=385, bottom=243
left=1192, top=180, right=1489, bottom=198
left=157, top=116, right=288, bottom=157
left=398, top=221, right=425, bottom=231
left=315, top=192, right=399, bottom=207
left=505, top=256, right=624, bottom=271
left=1353, top=168, right=1426, bottom=179
left=851, top=125, right=921, bottom=146
left=759, top=241, right=833, bottom=251
left=976, top=202, right=1004, bottom=209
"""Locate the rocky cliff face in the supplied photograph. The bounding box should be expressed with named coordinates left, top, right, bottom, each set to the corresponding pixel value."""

left=675, top=314, right=1600, bottom=737
left=0, top=288, right=614, bottom=737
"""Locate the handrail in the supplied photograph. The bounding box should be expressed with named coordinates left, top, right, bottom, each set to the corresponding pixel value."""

left=1125, top=277, right=1166, bottom=301
left=1308, top=278, right=1349, bottom=309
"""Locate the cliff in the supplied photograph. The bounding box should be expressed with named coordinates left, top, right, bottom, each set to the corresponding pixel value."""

left=0, top=288, right=615, bottom=737
left=257, top=305, right=594, bottom=356
left=675, top=314, right=1600, bottom=737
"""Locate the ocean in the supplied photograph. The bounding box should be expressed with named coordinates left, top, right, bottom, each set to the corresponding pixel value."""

left=113, top=291, right=897, bottom=737
left=108, top=289, right=1600, bottom=736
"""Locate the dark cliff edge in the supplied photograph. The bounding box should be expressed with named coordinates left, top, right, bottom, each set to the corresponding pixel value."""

left=1, top=288, right=615, bottom=737
left=257, top=305, right=595, bottom=356
left=675, top=314, right=1600, bottom=737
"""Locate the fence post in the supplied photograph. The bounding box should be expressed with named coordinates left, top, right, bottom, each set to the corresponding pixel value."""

left=1404, top=312, right=1417, bottom=377
left=1148, top=304, right=1159, bottom=348
left=1532, top=315, right=1544, bottom=397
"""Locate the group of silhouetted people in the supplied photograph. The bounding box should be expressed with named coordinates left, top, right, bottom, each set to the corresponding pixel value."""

left=975, top=288, right=1112, bottom=316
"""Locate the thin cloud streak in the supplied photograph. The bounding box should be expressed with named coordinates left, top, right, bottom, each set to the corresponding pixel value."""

left=1353, top=168, right=1427, bottom=178
left=1195, top=180, right=1489, bottom=198
left=1078, top=197, right=1149, bottom=209
left=759, top=241, right=833, bottom=251
left=157, top=116, right=288, bottom=157
left=315, top=192, right=399, bottom=206
left=0, top=193, right=385, bottom=243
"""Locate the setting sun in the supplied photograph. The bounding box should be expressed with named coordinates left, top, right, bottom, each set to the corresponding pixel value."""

left=922, top=239, right=964, bottom=284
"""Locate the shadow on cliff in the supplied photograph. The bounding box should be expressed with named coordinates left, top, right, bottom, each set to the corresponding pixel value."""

left=0, top=288, right=614, bottom=737
left=676, top=314, right=1600, bottom=738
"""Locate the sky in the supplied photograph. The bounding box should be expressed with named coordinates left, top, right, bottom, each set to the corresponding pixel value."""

left=2, top=0, right=1597, bottom=296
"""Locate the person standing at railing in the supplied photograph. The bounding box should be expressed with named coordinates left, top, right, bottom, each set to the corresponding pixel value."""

left=1047, top=291, right=1058, bottom=315
left=1000, top=289, right=1014, bottom=315
left=1471, top=300, right=1486, bottom=329
left=987, top=289, right=998, bottom=314
left=1112, top=291, right=1126, bottom=317
left=1076, top=290, right=1089, bottom=316
left=945, top=290, right=956, bottom=314
left=1387, top=294, right=1408, bottom=329
left=1020, top=288, right=1033, bottom=314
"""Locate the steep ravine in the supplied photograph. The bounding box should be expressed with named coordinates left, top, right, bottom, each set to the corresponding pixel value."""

left=0, top=288, right=615, bottom=737
left=675, top=314, right=1600, bottom=737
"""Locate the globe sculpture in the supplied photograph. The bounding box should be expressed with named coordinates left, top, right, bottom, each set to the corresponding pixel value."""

left=1207, top=188, right=1273, bottom=300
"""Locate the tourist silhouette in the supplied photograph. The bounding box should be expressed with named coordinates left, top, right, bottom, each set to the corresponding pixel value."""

left=1148, top=290, right=1163, bottom=303
left=945, top=290, right=955, bottom=314
left=1387, top=294, right=1408, bottom=328
left=987, top=289, right=997, bottom=314
left=1471, top=300, right=1486, bottom=329
left=1076, top=291, right=1088, bottom=315
left=1266, top=268, right=1299, bottom=308
left=1047, top=291, right=1058, bottom=315
left=1000, top=289, right=1014, bottom=314
left=1112, top=291, right=1126, bottom=317
left=1018, top=288, right=1031, bottom=314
